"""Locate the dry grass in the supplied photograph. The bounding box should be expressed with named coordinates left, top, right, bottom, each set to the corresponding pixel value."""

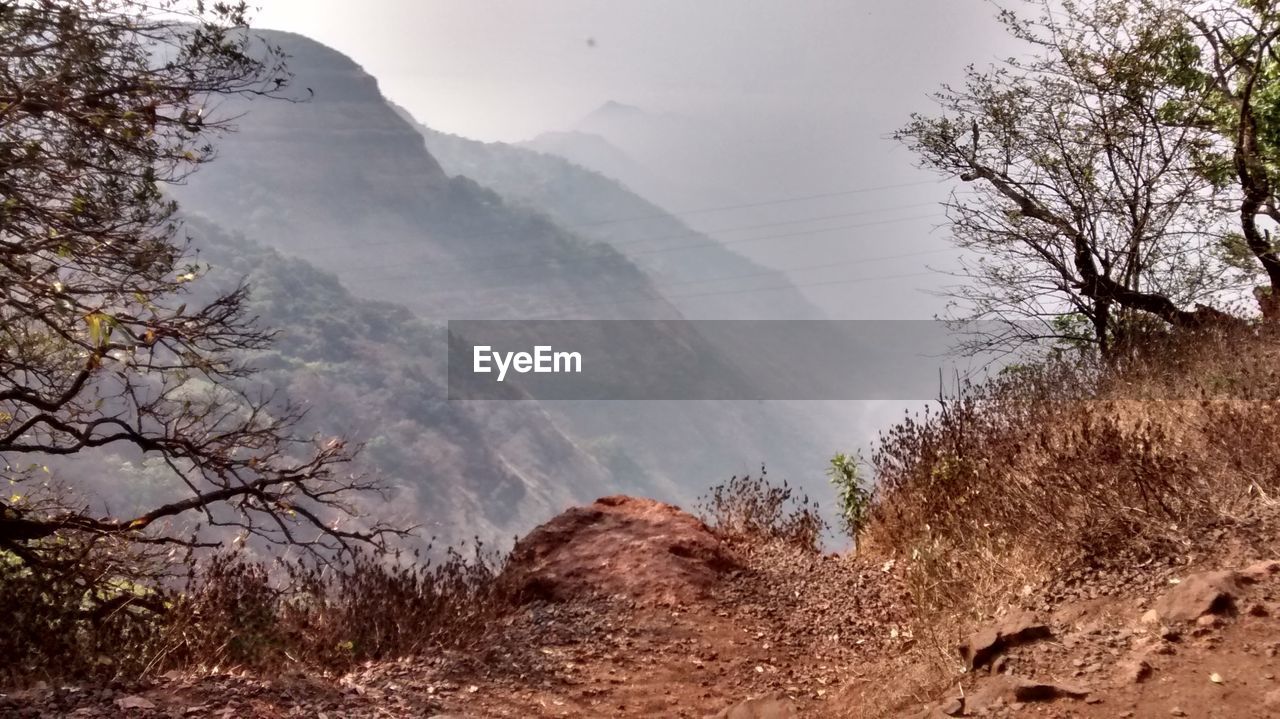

left=696, top=467, right=828, bottom=551
left=852, top=325, right=1280, bottom=705
left=0, top=541, right=509, bottom=685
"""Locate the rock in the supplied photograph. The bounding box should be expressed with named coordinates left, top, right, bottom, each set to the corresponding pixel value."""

left=957, top=611, right=1052, bottom=670
left=1115, top=658, right=1152, bottom=685
left=499, top=496, right=740, bottom=606
left=710, top=693, right=798, bottom=719
left=938, top=696, right=964, bottom=716
left=1265, top=688, right=1280, bottom=709
left=1007, top=677, right=1090, bottom=702
left=968, top=675, right=1089, bottom=711
left=1242, top=560, right=1280, bottom=582
left=114, top=695, right=157, bottom=710
left=1150, top=571, right=1244, bottom=623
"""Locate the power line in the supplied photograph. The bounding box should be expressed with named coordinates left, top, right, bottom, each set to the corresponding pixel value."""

left=510, top=270, right=940, bottom=320
left=340, top=213, right=947, bottom=283
left=570, top=179, right=945, bottom=224
left=358, top=239, right=958, bottom=308
left=338, top=200, right=944, bottom=274
left=300, top=178, right=947, bottom=254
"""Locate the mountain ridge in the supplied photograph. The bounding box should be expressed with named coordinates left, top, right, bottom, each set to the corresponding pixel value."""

left=397, top=105, right=824, bottom=321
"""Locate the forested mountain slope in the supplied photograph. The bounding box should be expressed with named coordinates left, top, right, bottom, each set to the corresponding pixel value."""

left=83, top=217, right=672, bottom=544
left=169, top=31, right=843, bottom=532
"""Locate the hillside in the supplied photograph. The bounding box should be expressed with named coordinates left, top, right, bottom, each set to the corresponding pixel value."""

left=13, top=330, right=1280, bottom=719
left=523, top=102, right=754, bottom=230
left=14, top=4, right=1280, bottom=719
left=50, top=216, right=675, bottom=545
left=168, top=30, right=847, bottom=520
left=398, top=107, right=823, bottom=321
left=173, top=32, right=677, bottom=322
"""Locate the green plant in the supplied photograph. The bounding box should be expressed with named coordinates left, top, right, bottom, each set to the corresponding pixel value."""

left=827, top=453, right=872, bottom=542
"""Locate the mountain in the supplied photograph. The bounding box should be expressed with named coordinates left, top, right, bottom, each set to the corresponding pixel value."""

left=175, top=32, right=677, bottom=322
left=76, top=216, right=679, bottom=545
left=400, top=107, right=823, bottom=321
left=519, top=130, right=656, bottom=197
left=522, top=101, right=739, bottom=216
left=169, top=31, right=846, bottom=537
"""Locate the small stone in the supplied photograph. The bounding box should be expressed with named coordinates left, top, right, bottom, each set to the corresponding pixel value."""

left=939, top=696, right=964, bottom=716
left=1265, top=688, right=1280, bottom=708
left=957, top=612, right=1052, bottom=670
left=1242, top=560, right=1280, bottom=582
left=115, top=696, right=157, bottom=711
left=1170, top=708, right=1187, bottom=716
left=1151, top=571, right=1243, bottom=623
left=1115, top=658, right=1152, bottom=684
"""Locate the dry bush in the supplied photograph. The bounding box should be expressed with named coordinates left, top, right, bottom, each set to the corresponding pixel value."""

left=0, top=537, right=177, bottom=684
left=0, top=541, right=509, bottom=685
left=861, top=326, right=1280, bottom=643
left=696, top=467, right=827, bottom=551
left=152, top=543, right=507, bottom=672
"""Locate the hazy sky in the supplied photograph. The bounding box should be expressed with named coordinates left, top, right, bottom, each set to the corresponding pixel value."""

left=256, top=1, right=1014, bottom=142
left=253, top=1, right=1023, bottom=318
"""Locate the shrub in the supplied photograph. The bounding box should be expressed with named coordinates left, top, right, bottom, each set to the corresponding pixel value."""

left=827, top=452, right=872, bottom=542
left=696, top=467, right=827, bottom=551
left=0, top=536, right=177, bottom=683
left=0, top=540, right=509, bottom=684
left=861, top=325, right=1280, bottom=621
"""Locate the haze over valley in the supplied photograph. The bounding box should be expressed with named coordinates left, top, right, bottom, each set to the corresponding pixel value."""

left=151, top=22, right=983, bottom=544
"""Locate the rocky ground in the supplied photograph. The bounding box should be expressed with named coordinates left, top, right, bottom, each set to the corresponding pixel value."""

left=3, top=497, right=1280, bottom=718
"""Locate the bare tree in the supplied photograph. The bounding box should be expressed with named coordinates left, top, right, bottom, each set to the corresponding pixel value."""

left=0, top=0, right=396, bottom=575
left=1168, top=1, right=1280, bottom=318
left=898, top=0, right=1251, bottom=357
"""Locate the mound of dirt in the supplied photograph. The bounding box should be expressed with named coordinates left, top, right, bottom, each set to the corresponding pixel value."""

left=499, top=495, right=740, bottom=606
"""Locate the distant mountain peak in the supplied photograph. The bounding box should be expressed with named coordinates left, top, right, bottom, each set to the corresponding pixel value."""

left=578, top=100, right=653, bottom=126
left=594, top=100, right=647, bottom=115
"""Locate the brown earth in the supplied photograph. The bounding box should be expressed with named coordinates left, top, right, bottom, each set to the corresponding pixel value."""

left=498, top=495, right=741, bottom=606
left=4, top=497, right=1280, bottom=718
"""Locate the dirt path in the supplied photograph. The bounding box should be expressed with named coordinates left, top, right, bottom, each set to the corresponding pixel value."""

left=6, top=500, right=1280, bottom=718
